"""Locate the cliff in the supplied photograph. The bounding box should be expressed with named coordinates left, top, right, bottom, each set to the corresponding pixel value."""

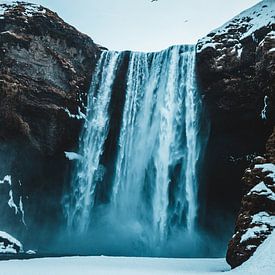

left=0, top=1, right=100, bottom=245
left=196, top=0, right=275, bottom=268
left=0, top=0, right=274, bottom=262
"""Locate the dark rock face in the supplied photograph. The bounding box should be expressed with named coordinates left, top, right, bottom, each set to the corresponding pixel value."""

left=0, top=2, right=100, bottom=247
left=196, top=0, right=275, bottom=248
left=226, top=130, right=275, bottom=267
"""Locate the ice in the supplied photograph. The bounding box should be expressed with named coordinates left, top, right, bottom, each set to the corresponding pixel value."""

left=260, top=96, right=268, bottom=120
left=19, top=196, right=26, bottom=226
left=8, top=190, right=19, bottom=214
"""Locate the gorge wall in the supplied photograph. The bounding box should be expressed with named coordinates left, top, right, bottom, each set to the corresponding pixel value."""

left=196, top=0, right=275, bottom=267
left=0, top=1, right=100, bottom=250
left=0, top=0, right=274, bottom=265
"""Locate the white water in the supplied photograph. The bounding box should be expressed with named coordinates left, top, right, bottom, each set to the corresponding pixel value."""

left=65, top=51, right=121, bottom=233
left=64, top=45, right=202, bottom=255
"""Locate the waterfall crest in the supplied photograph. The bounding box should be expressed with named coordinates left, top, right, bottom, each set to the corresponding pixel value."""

left=64, top=45, right=202, bottom=256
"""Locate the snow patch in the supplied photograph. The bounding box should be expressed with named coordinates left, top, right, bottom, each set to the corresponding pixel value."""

left=63, top=107, right=86, bottom=120
left=8, top=190, right=18, bottom=214
left=64, top=151, right=82, bottom=161
left=0, top=2, right=47, bottom=19
left=197, top=0, right=275, bottom=53
left=251, top=211, right=275, bottom=227
left=0, top=175, right=27, bottom=226
left=0, top=231, right=23, bottom=254
left=19, top=196, right=26, bottom=226
left=0, top=175, right=11, bottom=185
left=255, top=163, right=275, bottom=181
left=247, top=182, right=275, bottom=201
left=240, top=224, right=269, bottom=243
left=260, top=96, right=268, bottom=120
left=26, top=250, right=36, bottom=255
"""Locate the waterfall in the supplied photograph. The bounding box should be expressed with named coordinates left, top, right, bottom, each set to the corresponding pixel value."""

left=64, top=45, right=202, bottom=255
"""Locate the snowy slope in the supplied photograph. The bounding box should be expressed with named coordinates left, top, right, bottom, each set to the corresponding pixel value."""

left=197, top=0, right=275, bottom=53
left=232, top=230, right=275, bottom=274
left=0, top=1, right=46, bottom=19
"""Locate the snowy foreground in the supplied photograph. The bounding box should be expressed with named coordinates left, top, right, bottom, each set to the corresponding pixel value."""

left=0, top=257, right=230, bottom=275
left=0, top=231, right=274, bottom=275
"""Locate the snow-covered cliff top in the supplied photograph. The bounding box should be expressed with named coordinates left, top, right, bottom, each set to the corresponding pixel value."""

left=197, top=0, right=275, bottom=53
left=0, top=1, right=47, bottom=19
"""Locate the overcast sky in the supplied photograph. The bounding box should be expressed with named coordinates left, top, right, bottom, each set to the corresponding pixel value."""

left=28, top=0, right=260, bottom=52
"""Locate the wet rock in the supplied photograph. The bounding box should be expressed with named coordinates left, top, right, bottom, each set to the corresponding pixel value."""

left=196, top=0, right=275, bottom=244
left=0, top=1, right=100, bottom=245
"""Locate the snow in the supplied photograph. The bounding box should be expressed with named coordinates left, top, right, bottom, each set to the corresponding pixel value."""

left=8, top=190, right=19, bottom=214
left=0, top=231, right=23, bottom=254
left=0, top=248, right=274, bottom=275
left=0, top=175, right=26, bottom=225
left=233, top=230, right=275, bottom=274
left=197, top=0, right=275, bottom=53
left=26, top=250, right=36, bottom=255
left=260, top=95, right=268, bottom=120
left=251, top=211, right=275, bottom=227
left=19, top=196, right=26, bottom=226
left=0, top=175, right=11, bottom=185
left=247, top=182, right=275, bottom=200
left=64, top=151, right=82, bottom=161
left=255, top=163, right=275, bottom=181
left=240, top=224, right=269, bottom=243
left=0, top=257, right=230, bottom=275
left=0, top=1, right=47, bottom=18
left=63, top=107, right=86, bottom=120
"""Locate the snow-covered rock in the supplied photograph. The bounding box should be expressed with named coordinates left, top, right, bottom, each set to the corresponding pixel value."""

left=226, top=161, right=275, bottom=268
left=196, top=1, right=275, bottom=253
left=0, top=1, right=47, bottom=20
left=0, top=231, right=23, bottom=254
left=232, top=230, right=275, bottom=274
left=197, top=0, right=275, bottom=54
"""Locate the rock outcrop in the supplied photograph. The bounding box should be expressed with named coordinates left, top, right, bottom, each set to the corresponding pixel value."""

left=0, top=230, right=23, bottom=254
left=226, top=129, right=275, bottom=268
left=0, top=1, right=100, bottom=245
left=196, top=0, right=275, bottom=251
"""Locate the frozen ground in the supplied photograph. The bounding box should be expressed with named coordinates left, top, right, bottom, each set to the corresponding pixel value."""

left=0, top=230, right=274, bottom=275
left=0, top=257, right=230, bottom=275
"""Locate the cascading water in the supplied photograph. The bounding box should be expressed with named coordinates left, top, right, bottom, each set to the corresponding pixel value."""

left=64, top=45, right=202, bottom=256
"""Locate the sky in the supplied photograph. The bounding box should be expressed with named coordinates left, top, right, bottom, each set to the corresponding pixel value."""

left=27, top=0, right=261, bottom=52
